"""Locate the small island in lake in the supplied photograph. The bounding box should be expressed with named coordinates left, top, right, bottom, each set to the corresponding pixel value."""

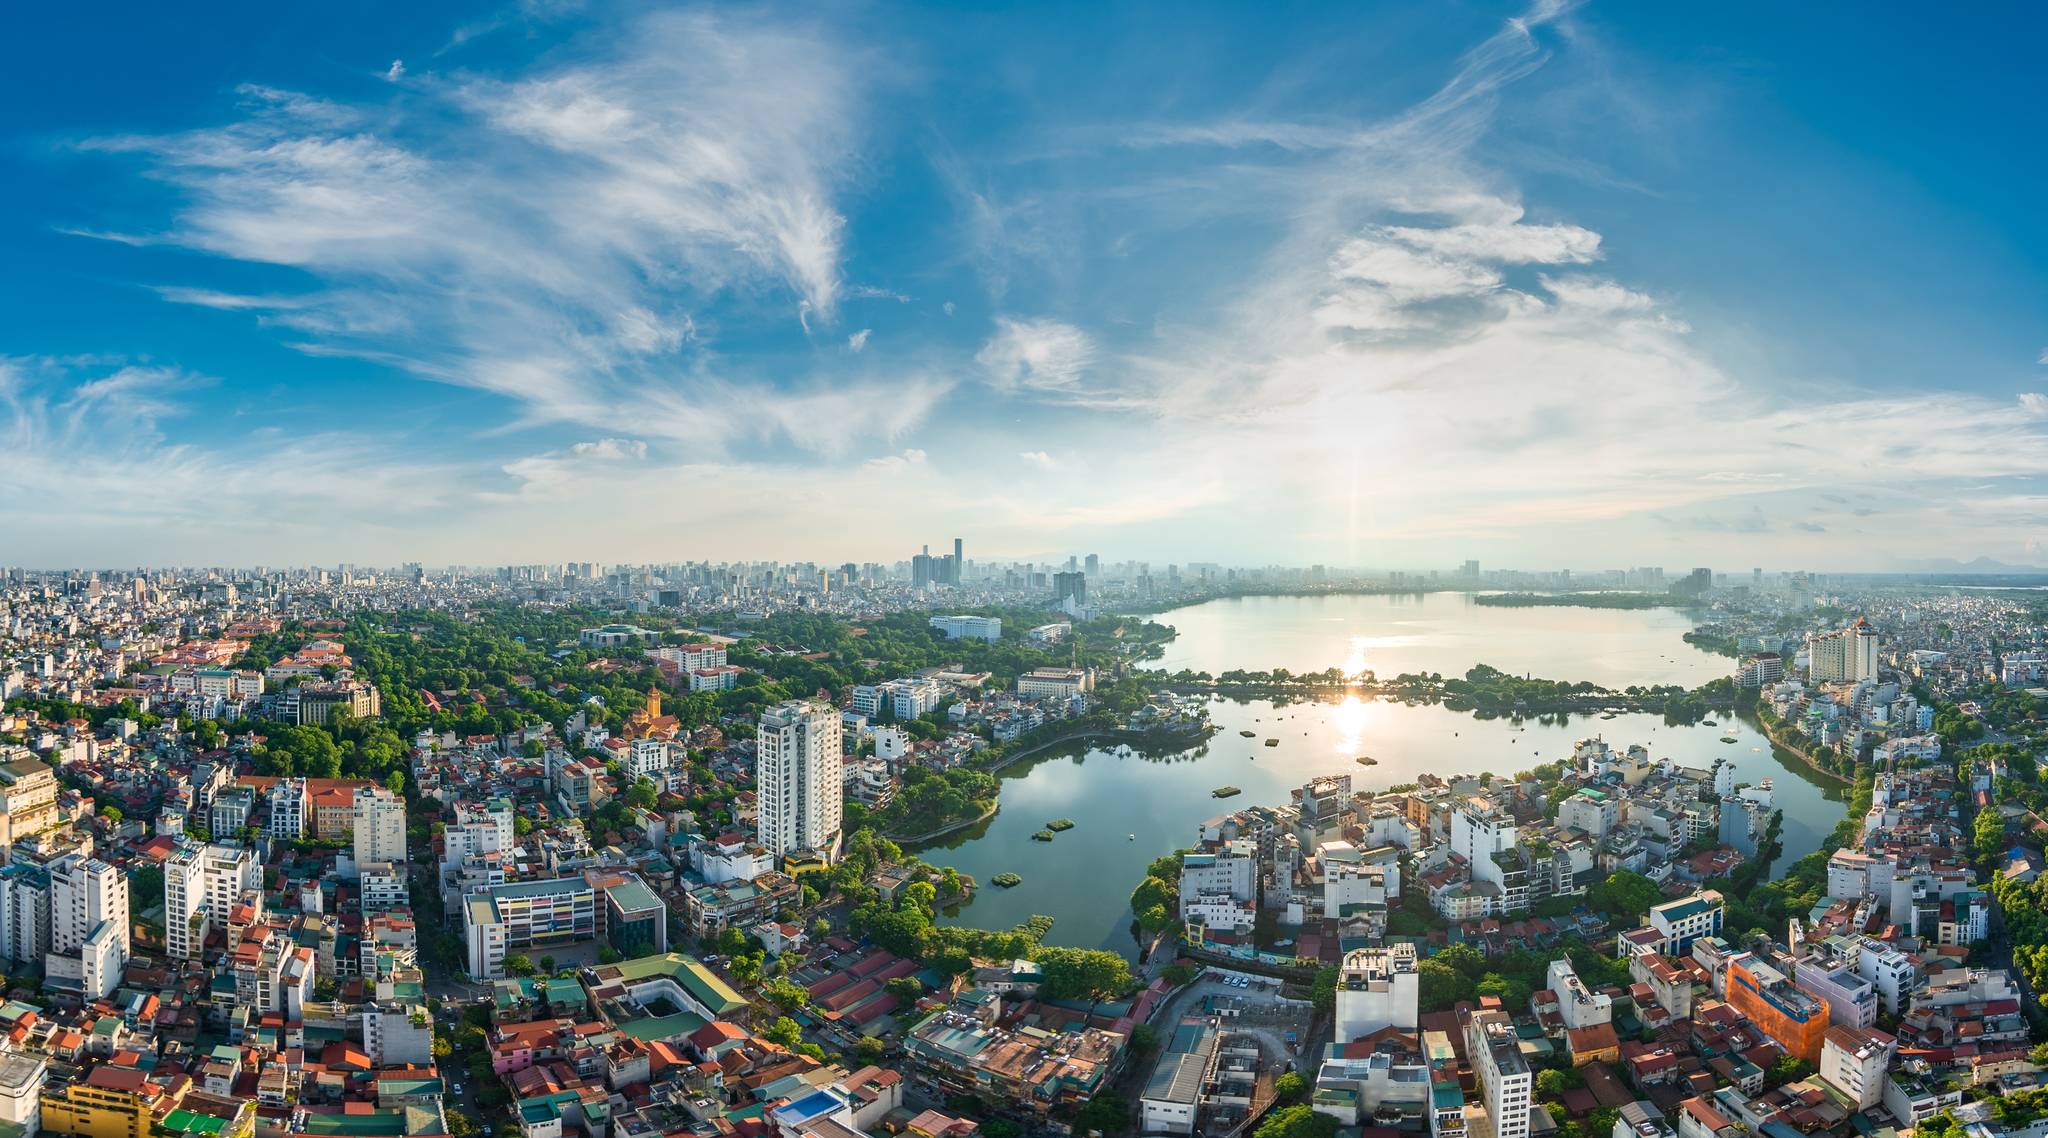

left=1044, top=818, right=1075, bottom=831
left=1031, top=829, right=1056, bottom=842
left=1355, top=755, right=1378, bottom=766
left=991, top=872, right=1022, bottom=887
left=1212, top=785, right=1241, bottom=798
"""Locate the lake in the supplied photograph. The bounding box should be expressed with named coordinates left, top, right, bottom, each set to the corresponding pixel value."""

left=922, top=594, right=1846, bottom=955
left=1146, top=592, right=1726, bottom=689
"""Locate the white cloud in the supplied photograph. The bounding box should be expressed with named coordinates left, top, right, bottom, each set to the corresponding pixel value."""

left=2020, top=392, right=2048, bottom=418
left=90, top=11, right=882, bottom=456
left=384, top=60, right=406, bottom=82
left=976, top=317, right=1096, bottom=399
left=1376, top=216, right=1601, bottom=264
left=1018, top=450, right=1056, bottom=468
left=847, top=329, right=870, bottom=352
left=943, top=301, right=956, bottom=317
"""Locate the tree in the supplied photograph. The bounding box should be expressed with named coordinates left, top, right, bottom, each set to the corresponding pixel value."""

left=1476, top=971, right=1534, bottom=1011
left=1311, top=966, right=1339, bottom=1013
left=623, top=779, right=659, bottom=812
left=761, top=1016, right=803, bottom=1049
left=538, top=955, right=556, bottom=975
left=981, top=1121, right=1022, bottom=1138
left=1768, top=1055, right=1815, bottom=1088
left=1275, top=1070, right=1309, bottom=1104
left=503, top=954, right=536, bottom=977
left=100, top=806, right=122, bottom=824
left=1163, top=964, right=1198, bottom=989
left=1035, top=946, right=1132, bottom=1001
left=1976, top=808, right=2007, bottom=862
left=1254, top=1106, right=1338, bottom=1138
left=763, top=979, right=810, bottom=1010
left=854, top=1035, right=887, bottom=1064
left=1074, top=1092, right=1132, bottom=1136
left=1588, top=869, right=1664, bottom=921
left=1130, top=1023, right=1161, bottom=1053
left=1417, top=959, right=1471, bottom=1011
left=1536, top=1068, right=1583, bottom=1101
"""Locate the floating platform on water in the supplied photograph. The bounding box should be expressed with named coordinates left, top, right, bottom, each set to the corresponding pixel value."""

left=1355, top=756, right=1378, bottom=766
left=1212, top=785, right=1242, bottom=798
left=1045, top=818, right=1075, bottom=831
left=1031, top=829, right=1056, bottom=842
left=1264, top=738, right=1279, bottom=747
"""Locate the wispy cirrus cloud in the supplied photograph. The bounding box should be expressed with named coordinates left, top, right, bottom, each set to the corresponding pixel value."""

left=87, top=11, right=902, bottom=457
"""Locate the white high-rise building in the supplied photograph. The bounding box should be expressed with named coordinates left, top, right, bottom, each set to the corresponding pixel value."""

left=165, top=841, right=260, bottom=960
left=1335, top=943, right=1419, bottom=1043
left=755, top=700, right=845, bottom=862
left=1452, top=799, right=1518, bottom=891
left=1467, top=1007, right=1533, bottom=1138
left=441, top=798, right=514, bottom=889
left=1820, top=1025, right=1895, bottom=1110
left=49, top=855, right=127, bottom=958
left=1809, top=620, right=1880, bottom=684
left=267, top=778, right=310, bottom=840
left=353, top=785, right=408, bottom=868
left=0, top=863, right=49, bottom=967
left=1850, top=621, right=1880, bottom=682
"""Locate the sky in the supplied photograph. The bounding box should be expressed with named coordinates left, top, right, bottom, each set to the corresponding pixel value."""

left=4, top=1, right=2047, bottom=571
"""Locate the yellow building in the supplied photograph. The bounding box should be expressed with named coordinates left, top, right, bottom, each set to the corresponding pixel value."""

left=40, top=1065, right=158, bottom=1138
left=781, top=851, right=833, bottom=879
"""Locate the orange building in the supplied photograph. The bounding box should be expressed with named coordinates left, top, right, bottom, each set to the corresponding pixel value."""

left=1726, top=957, right=1830, bottom=1064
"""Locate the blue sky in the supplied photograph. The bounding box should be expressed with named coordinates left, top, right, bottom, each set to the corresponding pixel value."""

left=4, top=1, right=2046, bottom=569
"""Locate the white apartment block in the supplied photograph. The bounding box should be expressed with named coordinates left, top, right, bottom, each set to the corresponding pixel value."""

left=267, top=777, right=310, bottom=840
left=165, top=841, right=261, bottom=961
left=360, top=861, right=408, bottom=914
left=628, top=737, right=672, bottom=779
left=755, top=700, right=845, bottom=862
left=1335, top=943, right=1419, bottom=1043
left=929, top=615, right=1001, bottom=641
left=1467, top=1007, right=1533, bottom=1138
left=0, top=864, right=49, bottom=967
left=1819, top=1026, right=1894, bottom=1110
left=1452, top=800, right=1518, bottom=891
left=48, top=854, right=126, bottom=957
left=352, top=784, right=408, bottom=868
left=651, top=643, right=728, bottom=670
left=1177, top=843, right=1257, bottom=919
left=1548, top=958, right=1613, bottom=1030
left=1016, top=668, right=1094, bottom=700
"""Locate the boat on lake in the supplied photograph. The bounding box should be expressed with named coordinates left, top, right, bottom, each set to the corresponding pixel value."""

left=1264, top=738, right=1279, bottom=746
left=1239, top=730, right=1256, bottom=737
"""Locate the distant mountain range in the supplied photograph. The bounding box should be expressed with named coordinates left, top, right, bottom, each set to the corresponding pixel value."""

left=1889, top=556, right=2048, bottom=575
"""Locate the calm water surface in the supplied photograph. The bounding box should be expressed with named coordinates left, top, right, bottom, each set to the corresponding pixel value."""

left=1147, top=592, right=1725, bottom=688
left=923, top=596, right=1846, bottom=955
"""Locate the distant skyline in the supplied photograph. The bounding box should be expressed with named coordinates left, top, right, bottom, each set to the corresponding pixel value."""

left=4, top=2, right=2046, bottom=568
